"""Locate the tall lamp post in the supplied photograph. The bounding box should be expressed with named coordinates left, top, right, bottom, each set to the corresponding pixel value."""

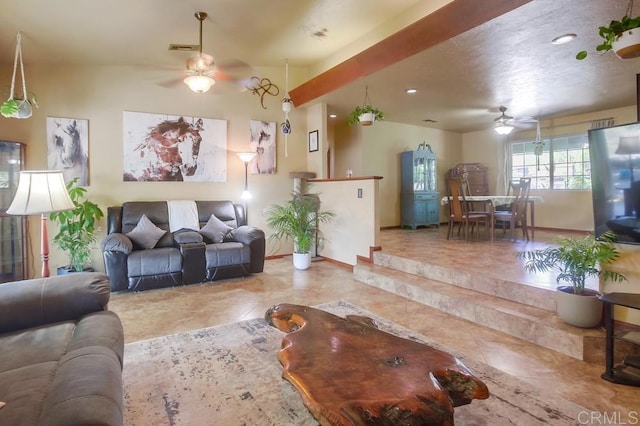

left=6, top=170, right=74, bottom=277
left=237, top=152, right=257, bottom=200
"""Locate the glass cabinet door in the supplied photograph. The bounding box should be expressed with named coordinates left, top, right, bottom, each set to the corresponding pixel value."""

left=0, top=141, right=26, bottom=283
left=413, top=156, right=426, bottom=191
left=426, top=157, right=436, bottom=191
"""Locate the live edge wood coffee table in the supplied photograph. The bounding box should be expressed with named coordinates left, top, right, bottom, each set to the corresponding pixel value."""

left=265, top=303, right=489, bottom=425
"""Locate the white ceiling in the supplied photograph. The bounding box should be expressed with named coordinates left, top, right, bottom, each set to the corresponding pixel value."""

left=1, top=0, right=639, bottom=133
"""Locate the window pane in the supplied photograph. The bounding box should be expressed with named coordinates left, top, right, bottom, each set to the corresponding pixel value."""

left=509, top=134, right=590, bottom=191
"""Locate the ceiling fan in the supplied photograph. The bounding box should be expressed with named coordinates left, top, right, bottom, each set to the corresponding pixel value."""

left=493, top=106, right=538, bottom=135
left=178, top=12, right=216, bottom=94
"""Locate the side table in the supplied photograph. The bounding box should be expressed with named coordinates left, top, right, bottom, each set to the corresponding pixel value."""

left=599, top=292, right=640, bottom=387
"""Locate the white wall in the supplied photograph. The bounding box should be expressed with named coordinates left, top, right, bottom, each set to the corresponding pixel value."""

left=313, top=177, right=380, bottom=265
left=333, top=120, right=462, bottom=227
left=0, top=64, right=309, bottom=275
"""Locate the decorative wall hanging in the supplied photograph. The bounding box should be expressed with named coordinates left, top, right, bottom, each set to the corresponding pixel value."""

left=1, top=33, right=38, bottom=119
left=308, top=130, right=319, bottom=153
left=247, top=77, right=279, bottom=109
left=47, top=117, right=90, bottom=185
left=249, top=120, right=276, bottom=174
left=281, top=59, right=293, bottom=157
left=122, top=111, right=227, bottom=182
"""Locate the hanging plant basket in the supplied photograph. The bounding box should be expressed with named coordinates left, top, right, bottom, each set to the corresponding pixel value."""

left=613, top=29, right=640, bottom=59
left=1, top=32, right=38, bottom=119
left=348, top=86, right=385, bottom=126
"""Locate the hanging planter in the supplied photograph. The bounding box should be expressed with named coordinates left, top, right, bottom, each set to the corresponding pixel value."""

left=613, top=29, right=640, bottom=59
left=347, top=86, right=384, bottom=126
left=576, top=1, right=640, bottom=60
left=1, top=32, right=38, bottom=119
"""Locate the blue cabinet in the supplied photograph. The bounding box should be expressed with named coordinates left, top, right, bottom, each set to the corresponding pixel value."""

left=401, top=145, right=439, bottom=229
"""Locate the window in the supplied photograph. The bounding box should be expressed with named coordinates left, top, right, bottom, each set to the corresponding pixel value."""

left=509, top=134, right=591, bottom=190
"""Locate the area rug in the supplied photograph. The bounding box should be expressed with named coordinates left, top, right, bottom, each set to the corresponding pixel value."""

left=123, top=300, right=586, bottom=425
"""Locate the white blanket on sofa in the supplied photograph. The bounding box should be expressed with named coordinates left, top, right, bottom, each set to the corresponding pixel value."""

left=167, top=200, right=199, bottom=232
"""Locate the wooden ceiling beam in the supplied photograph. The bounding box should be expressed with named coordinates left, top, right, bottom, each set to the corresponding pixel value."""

left=289, top=0, right=533, bottom=107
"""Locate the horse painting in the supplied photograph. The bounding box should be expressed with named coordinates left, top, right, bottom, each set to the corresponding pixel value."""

left=47, top=118, right=89, bottom=185
left=123, top=117, right=203, bottom=182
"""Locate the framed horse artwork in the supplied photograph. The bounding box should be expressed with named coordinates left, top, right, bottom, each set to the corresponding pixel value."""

left=249, top=120, right=276, bottom=174
left=122, top=111, right=227, bottom=182
left=47, top=117, right=90, bottom=185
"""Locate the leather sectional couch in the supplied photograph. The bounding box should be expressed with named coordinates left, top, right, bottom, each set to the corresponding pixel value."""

left=101, top=200, right=266, bottom=292
left=0, top=272, right=124, bottom=426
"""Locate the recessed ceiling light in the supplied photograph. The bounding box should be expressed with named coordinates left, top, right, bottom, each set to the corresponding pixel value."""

left=551, top=33, right=577, bottom=45
left=329, top=114, right=337, bottom=118
left=406, top=88, right=418, bottom=94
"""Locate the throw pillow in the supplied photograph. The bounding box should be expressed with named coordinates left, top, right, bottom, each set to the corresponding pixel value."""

left=200, top=214, right=234, bottom=243
left=126, top=214, right=166, bottom=249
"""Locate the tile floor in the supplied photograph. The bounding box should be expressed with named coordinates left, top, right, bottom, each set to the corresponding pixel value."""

left=109, top=227, right=639, bottom=422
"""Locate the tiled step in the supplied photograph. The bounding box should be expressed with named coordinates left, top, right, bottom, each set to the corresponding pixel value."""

left=372, top=251, right=557, bottom=312
left=353, top=262, right=605, bottom=362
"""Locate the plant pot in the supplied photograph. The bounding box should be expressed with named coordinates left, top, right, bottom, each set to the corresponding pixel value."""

left=293, top=252, right=311, bottom=270
left=614, top=29, right=640, bottom=59
left=358, top=112, right=375, bottom=126
left=556, top=286, right=603, bottom=328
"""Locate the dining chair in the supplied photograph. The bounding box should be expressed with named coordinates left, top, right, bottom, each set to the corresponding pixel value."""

left=494, top=177, right=531, bottom=240
left=446, top=178, right=494, bottom=241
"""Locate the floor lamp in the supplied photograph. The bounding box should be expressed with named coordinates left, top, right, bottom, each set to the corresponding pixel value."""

left=6, top=170, right=74, bottom=277
left=237, top=152, right=257, bottom=200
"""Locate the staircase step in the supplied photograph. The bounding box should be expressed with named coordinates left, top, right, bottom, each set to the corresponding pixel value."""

left=373, top=251, right=558, bottom=312
left=354, top=262, right=604, bottom=362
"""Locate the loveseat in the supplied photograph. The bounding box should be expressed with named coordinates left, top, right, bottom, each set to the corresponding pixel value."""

left=0, top=272, right=124, bottom=426
left=101, top=200, right=266, bottom=292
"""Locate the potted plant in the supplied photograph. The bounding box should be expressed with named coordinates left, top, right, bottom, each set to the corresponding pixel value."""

left=577, top=15, right=640, bottom=60
left=264, top=181, right=335, bottom=270
left=49, top=177, right=104, bottom=273
left=347, top=104, right=385, bottom=126
left=1, top=93, right=38, bottom=119
left=516, top=232, right=626, bottom=328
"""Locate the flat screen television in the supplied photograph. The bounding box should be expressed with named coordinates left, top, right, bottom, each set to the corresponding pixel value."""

left=589, top=121, right=640, bottom=244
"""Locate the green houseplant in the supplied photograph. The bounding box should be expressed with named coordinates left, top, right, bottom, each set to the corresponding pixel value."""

left=49, top=177, right=104, bottom=273
left=577, top=15, right=640, bottom=60
left=264, top=181, right=335, bottom=270
left=347, top=104, right=385, bottom=126
left=516, top=232, right=626, bottom=327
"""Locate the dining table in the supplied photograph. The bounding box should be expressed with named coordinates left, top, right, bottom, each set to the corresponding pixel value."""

left=440, top=195, right=543, bottom=239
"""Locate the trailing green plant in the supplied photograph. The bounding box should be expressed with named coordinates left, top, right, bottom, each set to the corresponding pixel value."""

left=516, top=231, right=626, bottom=295
left=347, top=104, right=385, bottom=126
left=0, top=92, right=38, bottom=118
left=577, top=15, right=640, bottom=60
left=49, top=177, right=104, bottom=272
left=264, top=181, right=335, bottom=254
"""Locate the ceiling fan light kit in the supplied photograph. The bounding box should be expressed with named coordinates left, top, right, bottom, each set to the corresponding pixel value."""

left=184, top=75, right=215, bottom=94
left=493, top=106, right=514, bottom=135
left=182, top=11, right=217, bottom=94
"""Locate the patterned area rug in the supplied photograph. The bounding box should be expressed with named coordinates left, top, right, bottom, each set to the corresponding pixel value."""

left=123, top=300, right=586, bottom=425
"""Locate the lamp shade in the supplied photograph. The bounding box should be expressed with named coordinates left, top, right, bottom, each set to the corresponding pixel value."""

left=237, top=152, right=257, bottom=163
left=494, top=122, right=514, bottom=135
left=184, top=75, right=215, bottom=94
left=615, top=136, right=640, bottom=155
left=7, top=170, right=74, bottom=215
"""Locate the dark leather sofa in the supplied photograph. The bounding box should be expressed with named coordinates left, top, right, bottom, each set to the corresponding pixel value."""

left=101, top=200, right=265, bottom=292
left=0, top=272, right=124, bottom=426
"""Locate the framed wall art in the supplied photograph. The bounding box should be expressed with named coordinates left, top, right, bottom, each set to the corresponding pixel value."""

left=122, top=111, right=227, bottom=182
left=47, top=117, right=90, bottom=185
left=309, top=130, right=319, bottom=152
left=249, top=120, right=276, bottom=174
